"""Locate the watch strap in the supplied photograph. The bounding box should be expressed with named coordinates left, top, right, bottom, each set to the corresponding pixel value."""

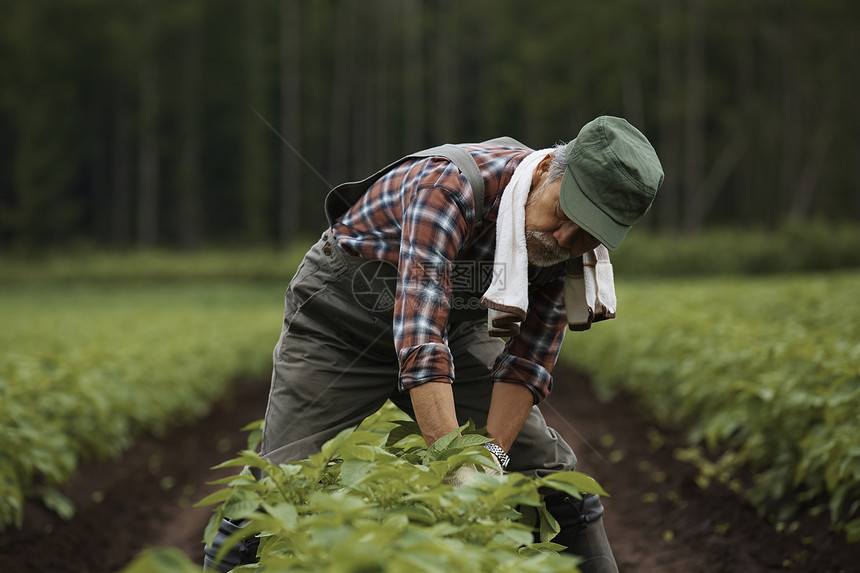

left=483, top=442, right=510, bottom=470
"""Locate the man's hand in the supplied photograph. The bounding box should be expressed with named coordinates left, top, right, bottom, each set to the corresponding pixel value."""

left=443, top=451, right=503, bottom=487
left=481, top=450, right=504, bottom=476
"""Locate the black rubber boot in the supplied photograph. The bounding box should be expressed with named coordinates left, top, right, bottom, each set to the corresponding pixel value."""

left=542, top=491, right=619, bottom=573
left=202, top=518, right=260, bottom=571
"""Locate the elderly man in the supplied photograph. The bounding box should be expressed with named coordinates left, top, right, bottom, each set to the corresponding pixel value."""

left=209, top=116, right=663, bottom=572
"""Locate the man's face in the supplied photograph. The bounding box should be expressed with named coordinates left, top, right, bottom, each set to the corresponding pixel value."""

left=524, top=175, right=602, bottom=267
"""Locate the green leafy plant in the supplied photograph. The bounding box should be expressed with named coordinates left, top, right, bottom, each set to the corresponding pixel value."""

left=0, top=281, right=281, bottom=529
left=562, top=271, right=860, bottom=542
left=192, top=402, right=606, bottom=572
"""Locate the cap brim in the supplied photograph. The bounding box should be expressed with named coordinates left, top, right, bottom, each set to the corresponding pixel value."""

left=559, top=169, right=629, bottom=251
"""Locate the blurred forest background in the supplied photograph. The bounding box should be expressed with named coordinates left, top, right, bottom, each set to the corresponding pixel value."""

left=1, top=0, right=859, bottom=251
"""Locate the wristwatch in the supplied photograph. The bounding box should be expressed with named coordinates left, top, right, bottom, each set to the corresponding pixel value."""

left=483, top=443, right=510, bottom=470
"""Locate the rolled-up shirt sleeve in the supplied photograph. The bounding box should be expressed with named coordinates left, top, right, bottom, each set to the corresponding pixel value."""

left=395, top=184, right=471, bottom=391
left=491, top=271, right=567, bottom=403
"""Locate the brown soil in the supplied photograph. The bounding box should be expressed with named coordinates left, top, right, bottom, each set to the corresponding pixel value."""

left=0, top=378, right=269, bottom=573
left=542, top=373, right=858, bottom=573
left=0, top=371, right=856, bottom=573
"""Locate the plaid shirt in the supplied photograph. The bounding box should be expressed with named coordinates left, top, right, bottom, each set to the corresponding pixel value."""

left=331, top=143, right=567, bottom=403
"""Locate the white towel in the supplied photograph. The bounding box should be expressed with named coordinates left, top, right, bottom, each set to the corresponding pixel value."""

left=564, top=245, right=617, bottom=331
left=480, top=151, right=617, bottom=336
left=480, top=149, right=550, bottom=337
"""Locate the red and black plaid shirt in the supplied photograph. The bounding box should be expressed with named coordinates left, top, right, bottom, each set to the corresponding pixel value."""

left=332, top=142, right=567, bottom=403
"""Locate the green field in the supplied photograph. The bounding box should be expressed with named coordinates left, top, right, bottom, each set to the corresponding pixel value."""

left=560, top=271, right=860, bottom=541
left=0, top=280, right=285, bottom=529
left=2, top=242, right=859, bottom=545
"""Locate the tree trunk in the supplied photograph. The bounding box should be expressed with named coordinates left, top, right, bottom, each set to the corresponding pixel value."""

left=622, top=30, right=646, bottom=136
left=734, top=12, right=757, bottom=226
left=657, top=0, right=680, bottom=231
left=699, top=130, right=748, bottom=220
left=779, top=7, right=802, bottom=224
left=111, top=84, right=133, bottom=247
left=278, top=0, right=302, bottom=246
left=242, top=0, right=269, bottom=242
left=855, top=126, right=860, bottom=219
left=328, top=1, right=357, bottom=185
left=401, top=0, right=425, bottom=152
left=432, top=0, right=458, bottom=143
left=373, top=0, right=393, bottom=164
left=789, top=116, right=834, bottom=218
left=137, top=10, right=160, bottom=247
left=88, top=89, right=110, bottom=243
left=178, top=1, right=203, bottom=249
left=682, top=0, right=705, bottom=232
left=352, top=6, right=375, bottom=177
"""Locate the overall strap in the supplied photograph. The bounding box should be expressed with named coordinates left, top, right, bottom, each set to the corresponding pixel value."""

left=481, top=136, right=530, bottom=149
left=324, top=145, right=483, bottom=227
left=324, top=137, right=532, bottom=227
left=408, top=144, right=485, bottom=218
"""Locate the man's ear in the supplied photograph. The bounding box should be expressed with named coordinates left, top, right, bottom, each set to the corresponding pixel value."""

left=531, top=153, right=553, bottom=189
left=536, top=153, right=552, bottom=174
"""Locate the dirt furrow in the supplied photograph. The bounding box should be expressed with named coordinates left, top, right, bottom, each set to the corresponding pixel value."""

left=1, top=372, right=855, bottom=573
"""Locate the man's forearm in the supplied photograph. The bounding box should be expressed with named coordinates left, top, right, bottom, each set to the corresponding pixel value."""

left=409, top=381, right=460, bottom=446
left=486, top=382, right=534, bottom=452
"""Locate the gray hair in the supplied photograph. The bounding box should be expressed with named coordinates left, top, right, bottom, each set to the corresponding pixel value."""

left=526, top=143, right=569, bottom=207
left=547, top=143, right=567, bottom=183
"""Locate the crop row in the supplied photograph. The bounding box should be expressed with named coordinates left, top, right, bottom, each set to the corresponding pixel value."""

left=0, top=282, right=282, bottom=530
left=121, top=403, right=601, bottom=572
left=560, top=271, right=860, bottom=542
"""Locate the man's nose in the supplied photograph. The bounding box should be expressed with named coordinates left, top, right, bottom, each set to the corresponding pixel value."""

left=553, top=223, right=577, bottom=250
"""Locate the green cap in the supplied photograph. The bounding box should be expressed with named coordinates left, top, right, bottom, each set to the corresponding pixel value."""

left=559, top=116, right=663, bottom=250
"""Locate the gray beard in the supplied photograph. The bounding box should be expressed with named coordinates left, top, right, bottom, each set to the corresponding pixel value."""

left=526, top=230, right=570, bottom=267
left=524, top=179, right=570, bottom=267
